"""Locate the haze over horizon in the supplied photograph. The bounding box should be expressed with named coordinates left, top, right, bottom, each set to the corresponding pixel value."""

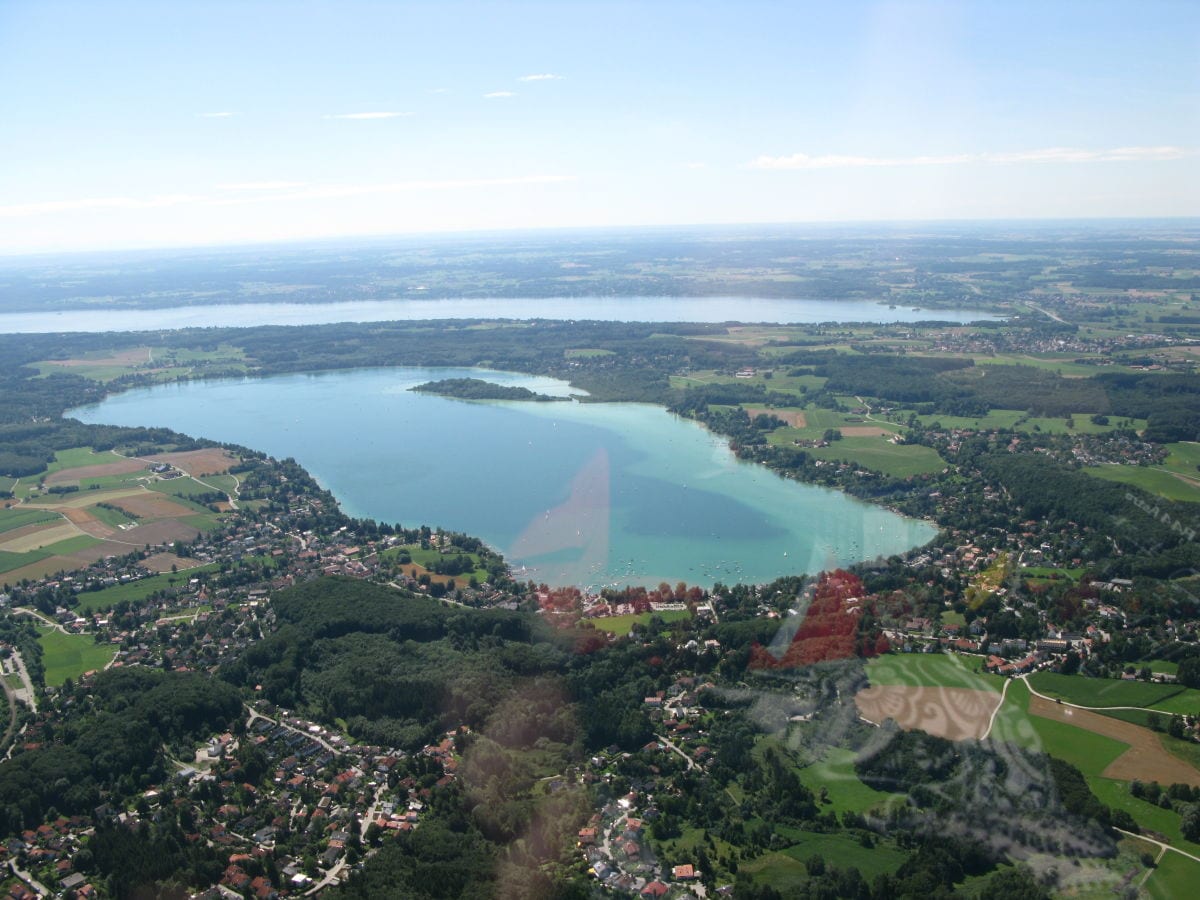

left=2, top=0, right=1197, bottom=254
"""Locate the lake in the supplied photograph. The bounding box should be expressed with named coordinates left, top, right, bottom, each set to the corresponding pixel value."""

left=71, top=367, right=937, bottom=589
left=0, top=296, right=998, bottom=333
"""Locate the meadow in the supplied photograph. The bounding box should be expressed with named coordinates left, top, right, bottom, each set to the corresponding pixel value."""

left=37, top=626, right=117, bottom=687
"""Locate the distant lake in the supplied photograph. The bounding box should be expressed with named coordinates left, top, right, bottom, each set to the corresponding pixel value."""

left=0, top=296, right=998, bottom=333
left=71, top=368, right=937, bottom=589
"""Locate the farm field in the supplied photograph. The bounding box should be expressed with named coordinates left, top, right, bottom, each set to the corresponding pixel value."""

left=1084, top=464, right=1200, bottom=502
left=0, top=507, right=61, bottom=534
left=1028, top=672, right=1200, bottom=711
left=984, top=675, right=1200, bottom=857
left=37, top=626, right=117, bottom=687
left=803, top=436, right=945, bottom=477
left=866, top=653, right=1001, bottom=692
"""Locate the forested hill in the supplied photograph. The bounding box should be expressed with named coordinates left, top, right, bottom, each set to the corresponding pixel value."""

left=410, top=378, right=568, bottom=402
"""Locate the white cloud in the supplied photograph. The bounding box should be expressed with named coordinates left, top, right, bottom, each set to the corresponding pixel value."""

left=217, top=181, right=308, bottom=191
left=746, top=146, right=1190, bottom=170
left=197, top=112, right=235, bottom=118
left=518, top=73, right=562, bottom=81
left=326, top=111, right=413, bottom=120
left=0, top=175, right=577, bottom=218
left=483, top=91, right=516, bottom=99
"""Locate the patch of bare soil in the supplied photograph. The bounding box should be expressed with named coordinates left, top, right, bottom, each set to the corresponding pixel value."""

left=855, top=684, right=1001, bottom=741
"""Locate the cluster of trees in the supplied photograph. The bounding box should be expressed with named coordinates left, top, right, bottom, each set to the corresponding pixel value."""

left=410, top=378, right=568, bottom=402
left=0, top=668, right=241, bottom=835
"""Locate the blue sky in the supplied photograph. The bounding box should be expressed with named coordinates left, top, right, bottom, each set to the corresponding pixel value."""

left=1, top=0, right=1196, bottom=252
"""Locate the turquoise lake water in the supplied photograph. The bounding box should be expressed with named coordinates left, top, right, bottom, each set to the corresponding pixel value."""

left=72, top=368, right=937, bottom=589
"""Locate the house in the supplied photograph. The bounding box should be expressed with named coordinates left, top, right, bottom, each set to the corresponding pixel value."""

left=642, top=882, right=670, bottom=897
left=673, top=863, right=697, bottom=880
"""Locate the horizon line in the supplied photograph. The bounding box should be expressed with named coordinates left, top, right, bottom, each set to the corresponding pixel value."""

left=3, top=214, right=1200, bottom=261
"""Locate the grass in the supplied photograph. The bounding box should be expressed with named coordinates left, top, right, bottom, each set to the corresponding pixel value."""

left=1028, top=672, right=1189, bottom=709
left=383, top=543, right=492, bottom=584
left=36, top=626, right=117, bottom=687
left=149, top=476, right=223, bottom=501
left=743, top=832, right=906, bottom=891
left=588, top=609, right=691, bottom=634
left=196, top=473, right=238, bottom=495
left=1028, top=715, right=1129, bottom=775
left=866, top=653, right=1002, bottom=692
left=1146, top=848, right=1200, bottom=899
left=0, top=507, right=61, bottom=534
left=1084, top=464, right=1200, bottom=503
left=1089, top=777, right=1200, bottom=857
left=0, top=547, right=53, bottom=575
left=74, top=563, right=220, bottom=612
left=795, top=747, right=904, bottom=815
left=1162, top=442, right=1200, bottom=479
left=88, top=504, right=139, bottom=528
left=803, top=437, right=945, bottom=477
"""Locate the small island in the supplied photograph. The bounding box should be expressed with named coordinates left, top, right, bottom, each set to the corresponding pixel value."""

left=410, top=377, right=569, bottom=402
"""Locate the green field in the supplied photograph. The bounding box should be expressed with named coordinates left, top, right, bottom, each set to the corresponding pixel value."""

left=0, top=507, right=61, bottom=534
left=588, top=609, right=691, bottom=634
left=88, top=504, right=139, bottom=528
left=804, top=437, right=946, bottom=477
left=1028, top=672, right=1198, bottom=710
left=1162, top=442, right=1200, bottom=479
left=74, top=563, right=220, bottom=612
left=795, top=747, right=904, bottom=816
left=744, top=832, right=906, bottom=891
left=0, top=533, right=100, bottom=575
left=1146, top=846, right=1200, bottom=899
left=37, top=626, right=117, bottom=686
left=867, top=653, right=1001, bottom=692
left=383, top=543, right=492, bottom=583
left=1084, top=464, right=1200, bottom=502
left=149, top=476, right=224, bottom=501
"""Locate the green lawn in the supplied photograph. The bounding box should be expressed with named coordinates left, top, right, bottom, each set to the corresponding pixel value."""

left=36, top=626, right=117, bottom=686
left=867, top=653, right=1002, bottom=692
left=1084, top=464, right=1200, bottom=503
left=0, top=507, right=61, bottom=534
left=588, top=609, right=691, bottom=634
left=1028, top=672, right=1189, bottom=709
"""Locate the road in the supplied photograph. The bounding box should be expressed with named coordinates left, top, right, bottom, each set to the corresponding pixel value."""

left=1115, top=827, right=1200, bottom=866
left=655, top=734, right=696, bottom=770
left=8, top=859, right=50, bottom=896
left=10, top=647, right=37, bottom=713
left=980, top=676, right=1012, bottom=740
left=245, top=704, right=340, bottom=755
left=1025, top=302, right=1067, bottom=324
left=14, top=606, right=68, bottom=634
left=1020, top=673, right=1178, bottom=715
